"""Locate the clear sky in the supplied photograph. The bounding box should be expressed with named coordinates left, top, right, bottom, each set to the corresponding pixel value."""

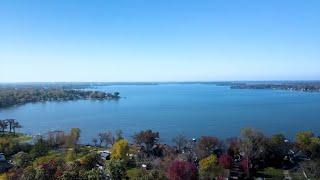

left=0, top=0, right=319, bottom=82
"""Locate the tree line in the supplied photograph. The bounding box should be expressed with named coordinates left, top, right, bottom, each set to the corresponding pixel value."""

left=1, top=121, right=320, bottom=179
left=0, top=88, right=120, bottom=108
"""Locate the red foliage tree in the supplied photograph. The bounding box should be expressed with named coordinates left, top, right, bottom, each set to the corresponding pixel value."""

left=240, top=158, right=249, bottom=173
left=166, top=160, right=198, bottom=180
left=218, top=154, right=232, bottom=169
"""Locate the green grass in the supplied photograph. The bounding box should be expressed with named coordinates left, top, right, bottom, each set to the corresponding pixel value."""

left=290, top=170, right=306, bottom=180
left=15, top=135, right=32, bottom=142
left=0, top=133, right=32, bottom=142
left=259, top=167, right=284, bottom=179
left=0, top=173, right=8, bottom=180
left=127, top=168, right=143, bottom=179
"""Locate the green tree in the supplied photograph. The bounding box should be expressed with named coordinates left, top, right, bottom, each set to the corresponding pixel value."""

left=266, top=134, right=290, bottom=167
left=34, top=168, right=46, bottom=180
left=69, top=128, right=81, bottom=148
left=21, top=166, right=37, bottom=180
left=31, top=137, right=49, bottom=158
left=105, top=159, right=126, bottom=180
left=84, top=168, right=104, bottom=180
left=296, top=131, right=320, bottom=153
left=13, top=151, right=31, bottom=168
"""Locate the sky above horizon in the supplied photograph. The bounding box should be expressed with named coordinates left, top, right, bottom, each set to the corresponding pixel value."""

left=1, top=0, right=320, bottom=82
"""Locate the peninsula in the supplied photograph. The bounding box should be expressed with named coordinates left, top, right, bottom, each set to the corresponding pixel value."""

left=0, top=88, right=120, bottom=108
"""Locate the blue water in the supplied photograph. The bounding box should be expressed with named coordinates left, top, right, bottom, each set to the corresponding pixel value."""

left=0, top=84, right=320, bottom=143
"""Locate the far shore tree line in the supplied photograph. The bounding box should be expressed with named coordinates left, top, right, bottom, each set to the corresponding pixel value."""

left=0, top=87, right=120, bottom=108
left=1, top=119, right=320, bottom=179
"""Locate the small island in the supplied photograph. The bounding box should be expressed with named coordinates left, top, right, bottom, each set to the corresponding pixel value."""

left=0, top=88, right=120, bottom=108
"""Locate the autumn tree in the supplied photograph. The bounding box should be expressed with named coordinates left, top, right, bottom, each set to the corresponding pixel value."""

left=240, top=128, right=267, bottom=176
left=48, top=130, right=65, bottom=148
left=226, top=137, right=241, bottom=157
left=172, top=134, right=188, bottom=152
left=111, top=139, right=129, bottom=160
left=196, top=136, right=219, bottom=159
left=70, top=128, right=81, bottom=147
left=219, top=154, right=232, bottom=169
left=133, top=130, right=159, bottom=153
left=199, top=154, right=222, bottom=179
left=166, top=160, right=198, bottom=180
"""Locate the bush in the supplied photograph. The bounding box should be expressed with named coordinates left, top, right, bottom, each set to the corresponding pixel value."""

left=30, top=138, right=49, bottom=158
left=13, top=152, right=31, bottom=168
left=105, top=159, right=127, bottom=179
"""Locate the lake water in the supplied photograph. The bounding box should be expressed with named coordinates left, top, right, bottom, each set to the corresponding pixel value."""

left=1, top=84, right=320, bottom=144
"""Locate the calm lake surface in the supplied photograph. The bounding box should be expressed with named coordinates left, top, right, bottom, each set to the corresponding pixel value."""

left=1, top=84, right=320, bottom=143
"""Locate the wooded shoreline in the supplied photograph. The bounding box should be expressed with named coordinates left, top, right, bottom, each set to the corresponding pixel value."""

left=1, top=119, right=319, bottom=179
left=0, top=88, right=120, bottom=108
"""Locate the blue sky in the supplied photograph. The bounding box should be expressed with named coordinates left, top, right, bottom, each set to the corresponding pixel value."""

left=0, top=0, right=319, bottom=82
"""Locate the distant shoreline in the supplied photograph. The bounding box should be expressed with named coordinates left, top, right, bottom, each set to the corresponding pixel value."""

left=0, top=88, right=120, bottom=108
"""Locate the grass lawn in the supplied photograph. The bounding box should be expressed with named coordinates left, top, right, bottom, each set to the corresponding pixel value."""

left=0, top=173, right=8, bottom=180
left=258, top=167, right=284, bottom=179
left=290, top=170, right=306, bottom=180
left=0, top=133, right=32, bottom=142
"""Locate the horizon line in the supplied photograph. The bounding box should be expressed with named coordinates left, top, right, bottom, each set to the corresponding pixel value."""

left=1, top=80, right=320, bottom=84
